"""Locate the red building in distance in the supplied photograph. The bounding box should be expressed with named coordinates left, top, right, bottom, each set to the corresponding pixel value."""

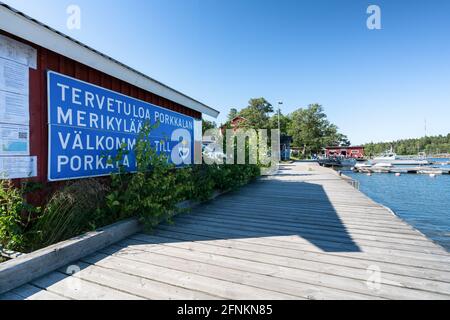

left=220, top=116, right=248, bottom=133
left=325, top=146, right=365, bottom=159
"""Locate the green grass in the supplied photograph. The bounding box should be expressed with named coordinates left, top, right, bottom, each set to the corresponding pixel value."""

left=28, top=179, right=108, bottom=251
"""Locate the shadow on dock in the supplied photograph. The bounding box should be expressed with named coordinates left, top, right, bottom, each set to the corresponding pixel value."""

left=144, top=179, right=362, bottom=253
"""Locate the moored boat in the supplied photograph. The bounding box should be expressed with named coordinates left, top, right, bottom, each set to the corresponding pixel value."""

left=371, top=149, right=429, bottom=166
left=371, top=162, right=393, bottom=173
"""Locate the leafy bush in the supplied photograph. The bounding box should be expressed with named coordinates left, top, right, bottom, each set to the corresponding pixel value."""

left=213, top=164, right=260, bottom=191
left=0, top=180, right=29, bottom=251
left=104, top=123, right=190, bottom=230
left=0, top=180, right=41, bottom=251
left=180, top=163, right=260, bottom=202
left=184, top=165, right=216, bottom=201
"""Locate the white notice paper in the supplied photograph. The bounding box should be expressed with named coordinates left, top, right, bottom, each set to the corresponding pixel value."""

left=0, top=156, right=37, bottom=179
left=0, top=37, right=32, bottom=179
left=0, top=124, right=29, bottom=156
left=0, top=57, right=29, bottom=95
left=0, top=90, right=29, bottom=125
left=0, top=34, right=37, bottom=69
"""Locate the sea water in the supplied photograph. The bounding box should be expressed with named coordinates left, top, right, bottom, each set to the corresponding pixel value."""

left=344, top=162, right=450, bottom=251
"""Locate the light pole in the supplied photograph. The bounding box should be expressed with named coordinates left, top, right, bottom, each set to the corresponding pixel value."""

left=277, top=101, right=283, bottom=161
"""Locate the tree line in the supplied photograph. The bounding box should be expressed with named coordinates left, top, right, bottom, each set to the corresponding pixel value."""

left=204, top=98, right=350, bottom=157
left=364, top=135, right=450, bottom=156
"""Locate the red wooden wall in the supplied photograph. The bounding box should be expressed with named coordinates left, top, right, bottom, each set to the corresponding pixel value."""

left=0, top=30, right=201, bottom=184
left=325, top=147, right=365, bottom=159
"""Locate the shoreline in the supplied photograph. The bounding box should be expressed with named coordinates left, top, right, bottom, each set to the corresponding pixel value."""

left=337, top=168, right=449, bottom=253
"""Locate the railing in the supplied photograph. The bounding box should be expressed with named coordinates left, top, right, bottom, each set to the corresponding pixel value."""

left=347, top=179, right=360, bottom=190
left=336, top=172, right=361, bottom=190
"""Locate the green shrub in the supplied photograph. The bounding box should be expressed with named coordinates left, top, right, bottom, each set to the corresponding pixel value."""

left=186, top=165, right=216, bottom=201
left=0, top=180, right=27, bottom=251
left=213, top=164, right=260, bottom=191
left=178, top=163, right=260, bottom=203
left=104, top=123, right=190, bottom=230
left=0, top=180, right=42, bottom=252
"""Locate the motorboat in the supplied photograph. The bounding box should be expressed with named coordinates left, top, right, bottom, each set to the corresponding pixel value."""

left=372, top=162, right=393, bottom=168
left=371, top=150, right=429, bottom=165
left=352, top=162, right=372, bottom=172
left=354, top=163, right=372, bottom=169
left=372, top=152, right=396, bottom=162
left=370, top=162, right=393, bottom=173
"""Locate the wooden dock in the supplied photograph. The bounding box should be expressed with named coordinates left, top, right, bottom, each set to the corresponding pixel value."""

left=354, top=166, right=450, bottom=175
left=1, top=163, right=449, bottom=300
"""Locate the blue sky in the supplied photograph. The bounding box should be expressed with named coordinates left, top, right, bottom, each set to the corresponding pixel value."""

left=4, top=0, right=450, bottom=144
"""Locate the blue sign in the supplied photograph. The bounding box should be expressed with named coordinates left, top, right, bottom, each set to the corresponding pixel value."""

left=47, top=71, right=195, bottom=181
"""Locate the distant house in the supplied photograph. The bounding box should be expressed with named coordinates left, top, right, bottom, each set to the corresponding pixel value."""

left=221, top=116, right=292, bottom=161
left=230, top=116, right=248, bottom=129
left=325, top=146, right=365, bottom=159
left=220, top=116, right=248, bottom=135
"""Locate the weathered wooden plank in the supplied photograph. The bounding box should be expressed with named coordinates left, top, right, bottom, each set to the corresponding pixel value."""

left=31, top=271, right=142, bottom=300
left=151, top=227, right=450, bottom=272
left=191, top=210, right=423, bottom=240
left=8, top=284, right=69, bottom=300
left=199, top=204, right=419, bottom=226
left=195, top=206, right=421, bottom=233
left=174, top=213, right=439, bottom=248
left=59, top=262, right=221, bottom=300
left=81, top=253, right=299, bottom=300
left=128, top=232, right=450, bottom=284
left=98, top=245, right=379, bottom=300
left=155, top=224, right=450, bottom=267
left=117, top=236, right=450, bottom=299
left=156, top=222, right=450, bottom=262
left=205, top=199, right=419, bottom=220
left=0, top=291, right=24, bottom=300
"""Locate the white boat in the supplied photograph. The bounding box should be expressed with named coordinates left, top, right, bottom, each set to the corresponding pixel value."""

left=372, top=162, right=393, bottom=168
left=371, top=150, right=429, bottom=165
left=372, top=152, right=396, bottom=162
left=365, top=162, right=392, bottom=173
left=354, top=163, right=372, bottom=168
left=353, top=162, right=372, bottom=172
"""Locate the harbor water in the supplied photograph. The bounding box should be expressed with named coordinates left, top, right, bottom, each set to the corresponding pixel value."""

left=344, top=160, right=450, bottom=251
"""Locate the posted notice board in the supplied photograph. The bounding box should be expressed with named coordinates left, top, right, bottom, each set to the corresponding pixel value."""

left=0, top=35, right=36, bottom=179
